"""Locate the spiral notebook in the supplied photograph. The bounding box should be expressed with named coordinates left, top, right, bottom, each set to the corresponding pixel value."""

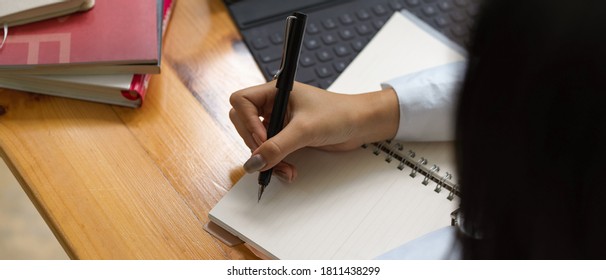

left=207, top=10, right=465, bottom=259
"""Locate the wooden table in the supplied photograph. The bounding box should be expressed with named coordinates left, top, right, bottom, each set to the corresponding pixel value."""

left=0, top=0, right=262, bottom=259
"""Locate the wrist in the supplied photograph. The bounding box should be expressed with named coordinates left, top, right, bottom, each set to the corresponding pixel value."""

left=351, top=88, right=400, bottom=144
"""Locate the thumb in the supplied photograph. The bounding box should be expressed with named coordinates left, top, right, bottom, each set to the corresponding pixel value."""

left=242, top=123, right=309, bottom=173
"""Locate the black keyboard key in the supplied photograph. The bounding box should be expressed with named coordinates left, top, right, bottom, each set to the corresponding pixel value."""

left=311, top=81, right=322, bottom=88
left=389, top=0, right=404, bottom=10
left=300, top=54, right=316, bottom=67
left=339, top=29, right=355, bottom=40
left=315, top=66, right=334, bottom=78
left=322, top=33, right=338, bottom=45
left=307, top=22, right=320, bottom=34
left=351, top=39, right=365, bottom=52
left=438, top=1, right=452, bottom=11
left=251, top=37, right=269, bottom=50
left=269, top=33, right=283, bottom=45
left=355, top=24, right=373, bottom=35
left=301, top=78, right=316, bottom=84
left=305, top=38, right=321, bottom=50
left=373, top=19, right=386, bottom=30
left=333, top=61, right=348, bottom=73
left=422, top=5, right=437, bottom=17
left=339, top=14, right=355, bottom=25
left=265, top=64, right=280, bottom=77
left=356, top=9, right=371, bottom=20
left=406, top=0, right=420, bottom=6
left=322, top=18, right=338, bottom=29
left=321, top=78, right=336, bottom=89
left=316, top=50, right=333, bottom=62
left=372, top=5, right=389, bottom=15
left=334, top=45, right=351, bottom=57
left=434, top=16, right=449, bottom=27
left=259, top=50, right=281, bottom=63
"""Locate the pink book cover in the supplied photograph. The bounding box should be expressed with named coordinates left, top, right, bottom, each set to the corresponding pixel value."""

left=124, top=0, right=174, bottom=105
left=0, top=0, right=159, bottom=70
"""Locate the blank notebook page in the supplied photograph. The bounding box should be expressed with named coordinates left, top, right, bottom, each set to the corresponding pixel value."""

left=210, top=147, right=458, bottom=259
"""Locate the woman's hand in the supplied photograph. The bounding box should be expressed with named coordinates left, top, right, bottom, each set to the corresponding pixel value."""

left=229, top=81, right=399, bottom=182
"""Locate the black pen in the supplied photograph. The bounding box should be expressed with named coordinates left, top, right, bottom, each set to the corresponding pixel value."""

left=258, top=12, right=307, bottom=202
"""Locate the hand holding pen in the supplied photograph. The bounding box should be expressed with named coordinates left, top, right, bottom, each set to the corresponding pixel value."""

left=256, top=12, right=307, bottom=201
left=228, top=13, right=400, bottom=202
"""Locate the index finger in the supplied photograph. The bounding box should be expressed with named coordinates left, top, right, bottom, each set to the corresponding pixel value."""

left=229, top=81, right=278, bottom=141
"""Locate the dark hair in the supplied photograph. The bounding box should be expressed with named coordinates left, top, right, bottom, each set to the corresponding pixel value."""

left=456, top=0, right=606, bottom=259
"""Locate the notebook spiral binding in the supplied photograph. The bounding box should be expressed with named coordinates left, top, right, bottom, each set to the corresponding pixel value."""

left=363, top=141, right=460, bottom=201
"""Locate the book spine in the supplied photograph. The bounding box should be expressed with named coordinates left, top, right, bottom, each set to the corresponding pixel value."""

left=120, top=0, right=175, bottom=106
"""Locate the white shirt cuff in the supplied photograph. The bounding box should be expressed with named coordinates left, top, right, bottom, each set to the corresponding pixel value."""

left=381, top=61, right=466, bottom=142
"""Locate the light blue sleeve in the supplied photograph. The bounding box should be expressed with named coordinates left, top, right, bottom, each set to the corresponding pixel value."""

left=375, top=226, right=461, bottom=260
left=381, top=61, right=466, bottom=142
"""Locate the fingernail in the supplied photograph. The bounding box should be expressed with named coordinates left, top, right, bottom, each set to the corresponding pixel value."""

left=243, top=154, right=266, bottom=173
left=273, top=170, right=292, bottom=183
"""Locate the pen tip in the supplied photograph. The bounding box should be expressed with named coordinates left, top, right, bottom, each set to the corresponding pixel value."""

left=257, top=184, right=266, bottom=203
left=257, top=185, right=263, bottom=203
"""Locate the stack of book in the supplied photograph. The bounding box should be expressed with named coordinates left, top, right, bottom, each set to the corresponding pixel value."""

left=0, top=0, right=174, bottom=108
